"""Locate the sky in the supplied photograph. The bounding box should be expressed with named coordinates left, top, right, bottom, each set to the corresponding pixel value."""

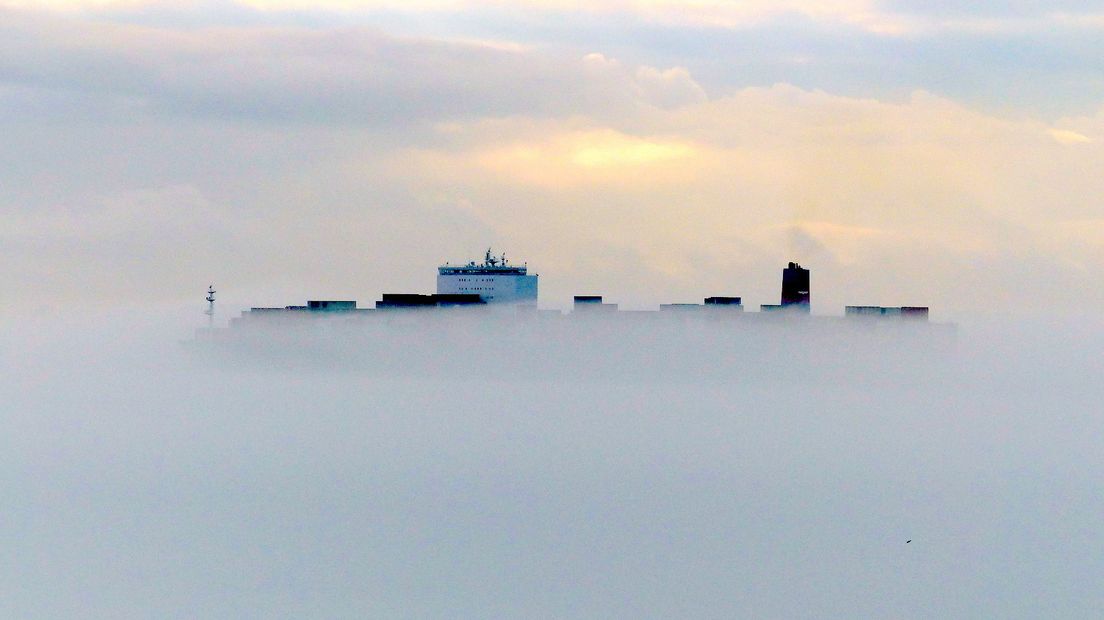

left=3, top=0, right=1104, bottom=316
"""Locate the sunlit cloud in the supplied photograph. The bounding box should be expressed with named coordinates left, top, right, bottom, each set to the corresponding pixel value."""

left=1049, top=128, right=1092, bottom=144
left=569, top=133, right=694, bottom=167
left=345, top=84, right=1104, bottom=311
left=463, top=129, right=702, bottom=187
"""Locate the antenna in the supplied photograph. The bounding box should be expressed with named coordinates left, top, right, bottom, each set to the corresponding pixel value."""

left=205, top=284, right=216, bottom=327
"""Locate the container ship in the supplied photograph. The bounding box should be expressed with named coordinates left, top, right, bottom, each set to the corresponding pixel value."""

left=191, top=249, right=953, bottom=379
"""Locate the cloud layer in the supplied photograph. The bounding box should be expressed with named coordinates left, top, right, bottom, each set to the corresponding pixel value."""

left=1, top=3, right=1102, bottom=317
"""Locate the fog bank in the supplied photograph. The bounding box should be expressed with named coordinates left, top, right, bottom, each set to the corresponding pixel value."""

left=1, top=306, right=1100, bottom=618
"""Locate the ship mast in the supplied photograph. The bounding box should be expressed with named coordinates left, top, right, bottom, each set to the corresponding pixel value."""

left=205, top=284, right=216, bottom=327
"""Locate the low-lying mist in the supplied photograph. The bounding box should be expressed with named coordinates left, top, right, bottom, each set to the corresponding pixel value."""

left=2, top=306, right=1100, bottom=618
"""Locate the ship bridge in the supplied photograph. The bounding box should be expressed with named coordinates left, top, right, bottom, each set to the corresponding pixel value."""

left=437, top=248, right=537, bottom=305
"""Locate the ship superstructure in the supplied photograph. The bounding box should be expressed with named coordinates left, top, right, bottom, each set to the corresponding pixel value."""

left=437, top=248, right=537, bottom=307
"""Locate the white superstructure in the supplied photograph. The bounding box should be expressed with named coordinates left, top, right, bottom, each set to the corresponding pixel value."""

left=437, top=248, right=538, bottom=306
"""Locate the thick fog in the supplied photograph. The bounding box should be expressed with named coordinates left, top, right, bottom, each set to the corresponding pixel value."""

left=2, top=306, right=1101, bottom=618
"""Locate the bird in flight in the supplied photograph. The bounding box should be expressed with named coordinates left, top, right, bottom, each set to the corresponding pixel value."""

left=906, top=540, right=912, bottom=543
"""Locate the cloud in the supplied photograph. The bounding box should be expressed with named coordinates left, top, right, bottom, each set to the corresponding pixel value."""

left=106, top=0, right=889, bottom=30
left=1048, top=128, right=1092, bottom=144
left=634, top=65, right=709, bottom=109
left=16, top=0, right=1104, bottom=38
left=8, top=80, right=1104, bottom=314
left=457, top=128, right=700, bottom=187
left=358, top=86, right=1104, bottom=312
left=6, top=1, right=1104, bottom=120
left=0, top=12, right=547, bottom=122
left=3, top=4, right=1104, bottom=316
left=0, top=12, right=713, bottom=125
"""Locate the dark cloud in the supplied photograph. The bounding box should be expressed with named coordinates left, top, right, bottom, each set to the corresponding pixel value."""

left=5, top=3, right=1104, bottom=124
left=0, top=9, right=689, bottom=125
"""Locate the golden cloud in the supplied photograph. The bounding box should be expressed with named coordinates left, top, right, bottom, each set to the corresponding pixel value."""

left=366, top=85, right=1104, bottom=312
left=470, top=129, right=702, bottom=187
left=1049, top=128, right=1092, bottom=145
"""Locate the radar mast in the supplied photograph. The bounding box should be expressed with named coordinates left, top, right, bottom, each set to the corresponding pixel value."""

left=205, top=284, right=216, bottom=327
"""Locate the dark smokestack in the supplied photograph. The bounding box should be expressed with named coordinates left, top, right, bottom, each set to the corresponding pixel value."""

left=781, top=262, right=810, bottom=312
